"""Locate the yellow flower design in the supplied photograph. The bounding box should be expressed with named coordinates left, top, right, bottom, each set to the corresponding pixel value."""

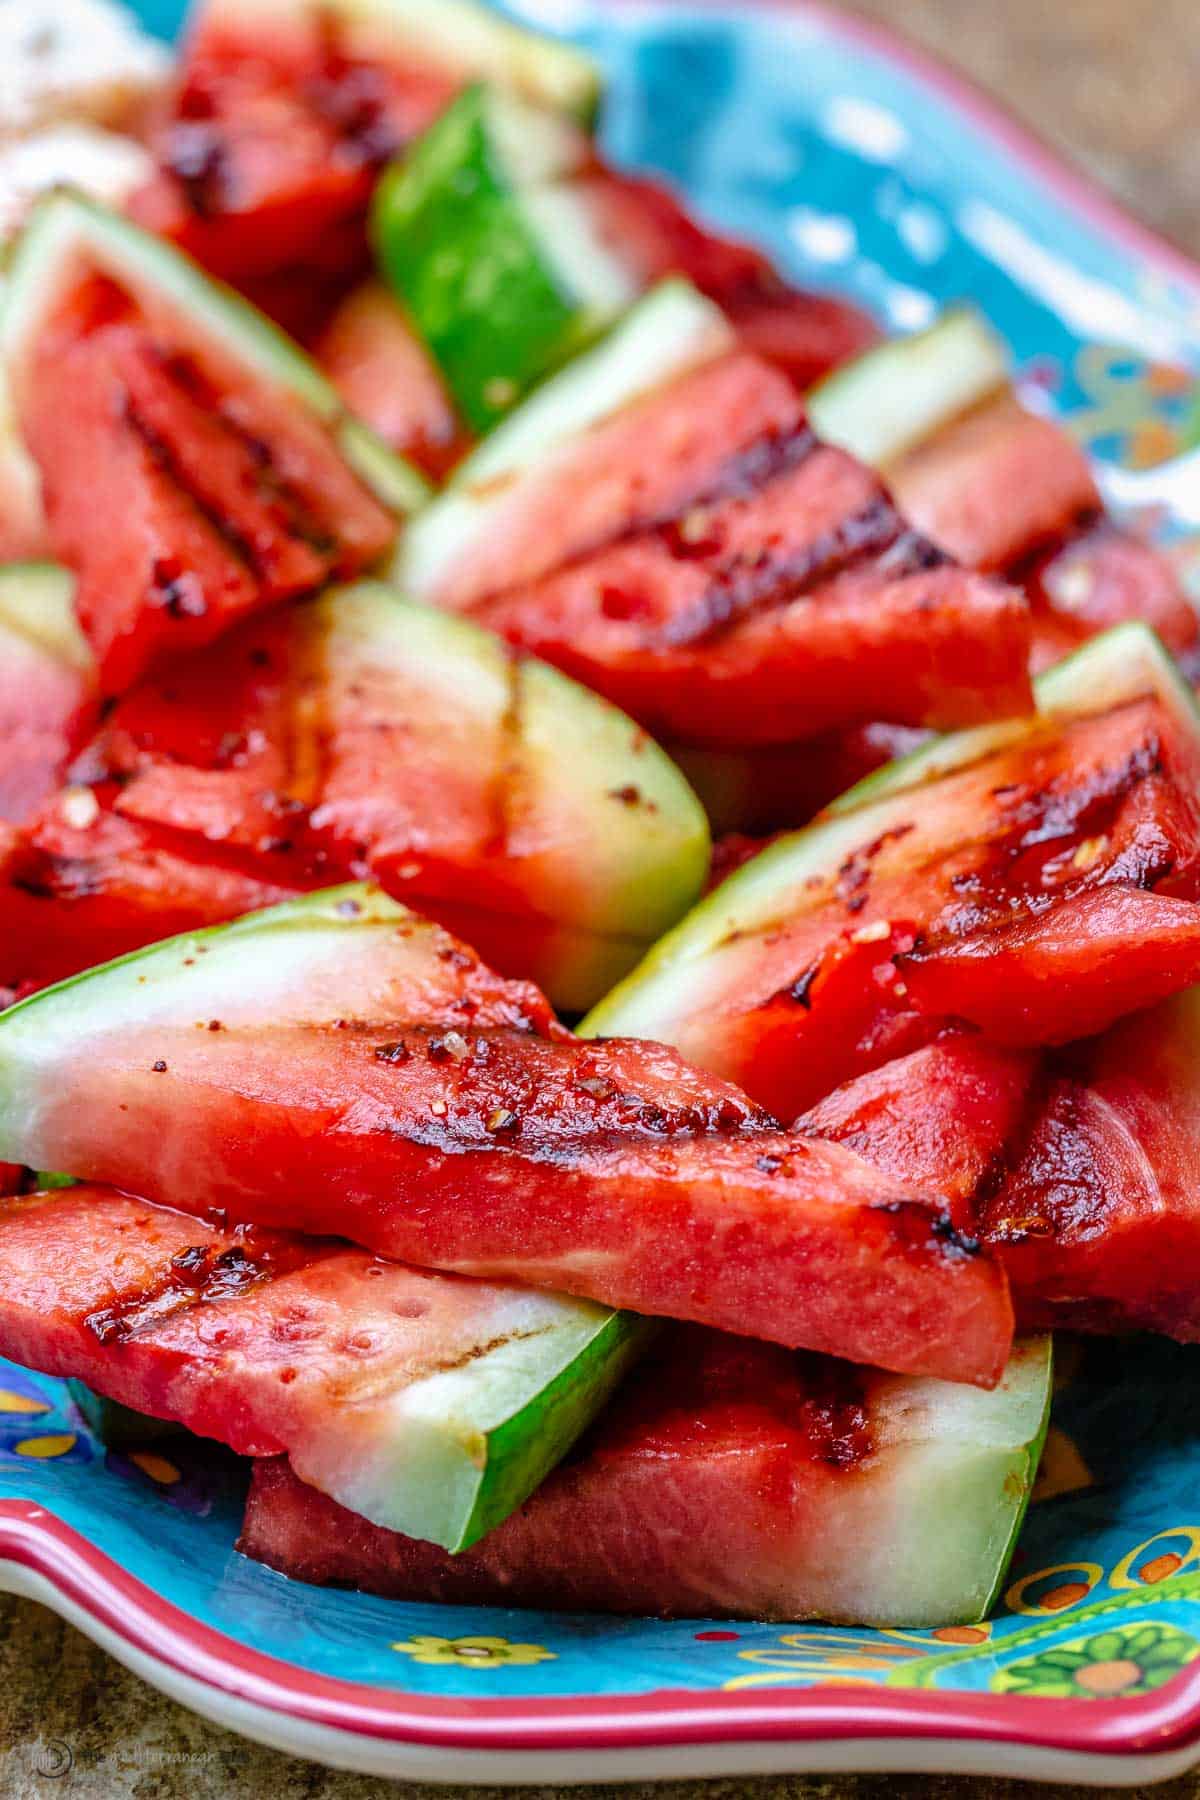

left=391, top=1634, right=556, bottom=1669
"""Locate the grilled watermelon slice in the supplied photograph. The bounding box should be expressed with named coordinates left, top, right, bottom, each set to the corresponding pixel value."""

left=240, top=1328, right=1052, bottom=1627
left=0, top=885, right=1014, bottom=1384
left=585, top=624, right=1200, bottom=1116
left=77, top=580, right=710, bottom=1010
left=372, top=84, right=635, bottom=431
left=130, top=0, right=600, bottom=286
left=804, top=989, right=1200, bottom=1345
left=810, top=308, right=1197, bottom=664
left=395, top=280, right=746, bottom=607
left=4, top=193, right=426, bottom=692
left=982, top=987, right=1200, bottom=1338
left=0, top=1182, right=646, bottom=1550
left=0, top=564, right=97, bottom=825
left=397, top=283, right=1031, bottom=747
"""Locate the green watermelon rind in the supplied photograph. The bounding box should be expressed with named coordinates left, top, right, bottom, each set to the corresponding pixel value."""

left=325, top=581, right=710, bottom=998
left=373, top=84, right=635, bottom=432
left=430, top=1305, right=653, bottom=1551
left=581, top=623, right=1200, bottom=1039
left=392, top=278, right=735, bottom=603
left=0, top=192, right=431, bottom=517
left=0, top=561, right=89, bottom=671
left=807, top=304, right=1011, bottom=470
left=860, top=1336, right=1053, bottom=1629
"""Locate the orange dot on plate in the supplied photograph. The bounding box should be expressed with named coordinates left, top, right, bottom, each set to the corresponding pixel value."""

left=129, top=1451, right=181, bottom=1485
left=1039, top=1582, right=1091, bottom=1610
left=1075, top=1659, right=1142, bottom=1696
left=932, top=1626, right=989, bottom=1645
left=14, top=1433, right=77, bottom=1459
left=0, top=1389, right=50, bottom=1415
left=1139, top=1553, right=1183, bottom=1585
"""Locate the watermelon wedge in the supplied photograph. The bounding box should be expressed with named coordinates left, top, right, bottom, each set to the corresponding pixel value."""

left=983, top=987, right=1200, bottom=1338
left=130, top=0, right=600, bottom=286
left=0, top=885, right=1014, bottom=1384
left=314, top=282, right=465, bottom=477
left=4, top=193, right=426, bottom=692
left=240, top=1328, right=1052, bottom=1626
left=804, top=989, right=1200, bottom=1345
left=372, top=87, right=876, bottom=432
left=0, top=1182, right=647, bottom=1550
left=396, top=282, right=1031, bottom=747
left=0, top=564, right=97, bottom=825
left=372, top=84, right=634, bottom=431
left=72, top=580, right=710, bottom=1010
left=810, top=308, right=1197, bottom=665
left=584, top=624, right=1200, bottom=1116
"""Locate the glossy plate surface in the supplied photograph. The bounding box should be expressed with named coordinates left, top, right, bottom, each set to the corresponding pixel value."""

left=4, top=0, right=1200, bottom=1782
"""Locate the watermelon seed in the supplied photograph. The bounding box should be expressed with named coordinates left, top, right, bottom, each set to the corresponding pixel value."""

left=152, top=1060, right=167, bottom=1073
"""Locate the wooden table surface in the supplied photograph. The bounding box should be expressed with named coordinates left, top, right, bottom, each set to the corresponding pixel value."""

left=3, top=2, right=1199, bottom=1796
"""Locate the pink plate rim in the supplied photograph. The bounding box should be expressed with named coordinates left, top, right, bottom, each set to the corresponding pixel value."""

left=7, top=0, right=1200, bottom=1770
left=6, top=1499, right=1200, bottom=1761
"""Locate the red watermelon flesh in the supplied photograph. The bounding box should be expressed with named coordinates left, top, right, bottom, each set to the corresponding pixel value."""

left=314, top=282, right=465, bottom=478
left=981, top=988, right=1200, bottom=1338
left=469, top=422, right=1031, bottom=746
left=0, top=889, right=1012, bottom=1384
left=802, top=999, right=1200, bottom=1344
left=1026, top=521, right=1198, bottom=674
left=885, top=390, right=1198, bottom=669
left=16, top=276, right=395, bottom=694
left=0, top=623, right=98, bottom=828
left=586, top=691, right=1200, bottom=1118
left=577, top=170, right=880, bottom=388
left=239, top=1325, right=1050, bottom=1625
left=800, top=1035, right=1040, bottom=1218
left=674, top=724, right=931, bottom=837
left=131, top=11, right=454, bottom=285
left=0, top=789, right=300, bottom=999
left=887, top=391, right=1099, bottom=574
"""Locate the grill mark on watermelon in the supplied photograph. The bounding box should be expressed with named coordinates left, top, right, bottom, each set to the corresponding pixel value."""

left=84, top=1231, right=315, bottom=1345
left=482, top=651, right=524, bottom=862
left=123, top=393, right=261, bottom=581
left=304, top=14, right=404, bottom=170
left=145, top=347, right=342, bottom=562
left=878, top=1198, right=983, bottom=1263
left=912, top=723, right=1180, bottom=945
left=163, top=123, right=232, bottom=220
left=654, top=496, right=912, bottom=649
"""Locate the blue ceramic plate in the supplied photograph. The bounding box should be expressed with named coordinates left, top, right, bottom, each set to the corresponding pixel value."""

left=3, top=1, right=1200, bottom=1783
